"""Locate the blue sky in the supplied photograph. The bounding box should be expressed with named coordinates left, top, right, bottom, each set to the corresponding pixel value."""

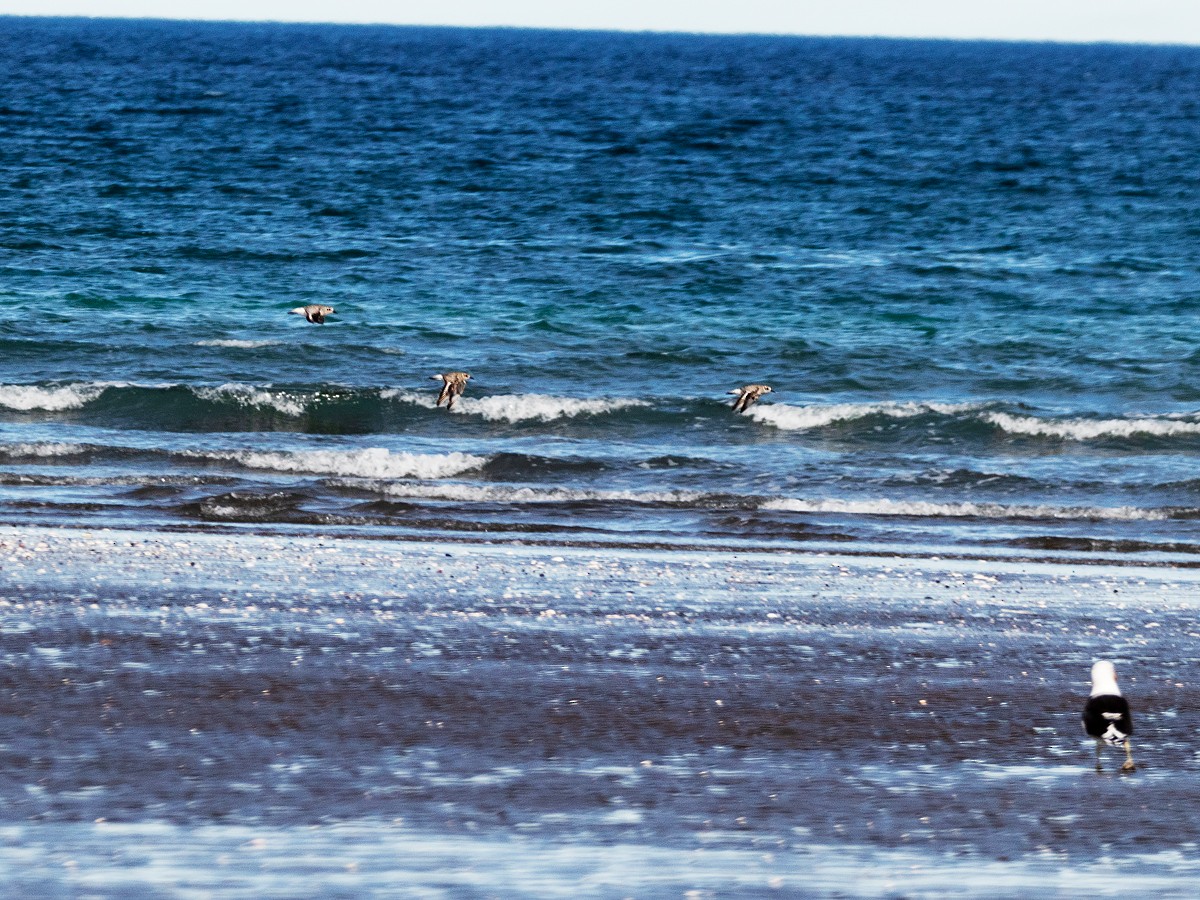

left=2, top=0, right=1198, bottom=45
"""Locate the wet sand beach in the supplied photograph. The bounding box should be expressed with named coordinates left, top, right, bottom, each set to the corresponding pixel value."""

left=1, top=525, right=1198, bottom=896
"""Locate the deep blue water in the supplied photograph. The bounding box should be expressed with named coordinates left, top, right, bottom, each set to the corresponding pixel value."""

left=3, top=17, right=1200, bottom=556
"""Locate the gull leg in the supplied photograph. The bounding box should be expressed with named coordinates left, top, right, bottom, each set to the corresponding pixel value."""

left=1121, top=740, right=1136, bottom=773
left=1095, top=739, right=1104, bottom=772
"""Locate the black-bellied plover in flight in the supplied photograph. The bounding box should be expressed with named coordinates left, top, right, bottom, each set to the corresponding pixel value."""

left=289, top=304, right=336, bottom=324
left=431, top=372, right=471, bottom=409
left=1082, top=660, right=1135, bottom=772
left=729, top=384, right=772, bottom=413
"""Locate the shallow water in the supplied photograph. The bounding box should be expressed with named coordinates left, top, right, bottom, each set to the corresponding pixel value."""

left=5, top=822, right=1200, bottom=898
left=2, top=21, right=1200, bottom=557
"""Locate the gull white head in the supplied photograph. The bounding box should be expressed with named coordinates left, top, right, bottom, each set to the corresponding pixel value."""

left=1090, top=660, right=1121, bottom=697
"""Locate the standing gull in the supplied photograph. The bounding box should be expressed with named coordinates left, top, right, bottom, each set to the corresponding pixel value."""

left=431, top=372, right=471, bottom=410
left=1082, top=660, right=1136, bottom=772
left=729, top=384, right=772, bottom=413
left=289, top=304, right=336, bottom=324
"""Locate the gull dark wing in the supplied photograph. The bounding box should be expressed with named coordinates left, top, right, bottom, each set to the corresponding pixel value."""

left=1082, top=694, right=1133, bottom=741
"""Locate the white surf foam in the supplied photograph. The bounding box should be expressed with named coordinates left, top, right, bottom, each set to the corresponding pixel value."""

left=0, top=383, right=108, bottom=411
left=363, top=482, right=701, bottom=504
left=380, top=389, right=438, bottom=410
left=192, top=384, right=309, bottom=417
left=0, top=442, right=88, bottom=458
left=194, top=339, right=281, bottom=349
left=459, top=394, right=648, bottom=422
left=762, top=497, right=1166, bottom=521
left=748, top=401, right=1200, bottom=442
left=382, top=390, right=646, bottom=422
left=199, top=447, right=486, bottom=480
left=986, top=412, right=1200, bottom=441
left=747, top=401, right=979, bottom=431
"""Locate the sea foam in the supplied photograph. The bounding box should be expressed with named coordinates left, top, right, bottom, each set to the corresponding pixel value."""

left=202, top=447, right=486, bottom=480
left=364, top=482, right=702, bottom=504
left=0, top=442, right=89, bottom=458
left=748, top=401, right=1200, bottom=443
left=0, top=383, right=107, bottom=411
left=762, top=497, right=1166, bottom=521
left=985, top=412, right=1200, bottom=441
left=193, top=384, right=309, bottom=417
left=382, top=390, right=647, bottom=422
left=455, top=394, right=648, bottom=422
left=194, top=339, right=282, bottom=349
left=747, top=401, right=980, bottom=431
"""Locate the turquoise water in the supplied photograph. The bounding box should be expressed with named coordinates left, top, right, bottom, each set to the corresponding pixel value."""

left=3, top=19, right=1200, bottom=556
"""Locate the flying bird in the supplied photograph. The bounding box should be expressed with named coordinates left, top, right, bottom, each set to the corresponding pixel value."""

left=1082, top=660, right=1135, bottom=772
left=729, top=384, right=772, bottom=413
left=289, top=304, right=336, bottom=324
left=431, top=372, right=471, bottom=409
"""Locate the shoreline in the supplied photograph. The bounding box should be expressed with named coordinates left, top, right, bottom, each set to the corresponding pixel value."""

left=5, top=519, right=1200, bottom=572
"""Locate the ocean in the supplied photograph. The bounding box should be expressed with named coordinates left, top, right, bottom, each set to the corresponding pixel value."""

left=3, top=19, right=1200, bottom=560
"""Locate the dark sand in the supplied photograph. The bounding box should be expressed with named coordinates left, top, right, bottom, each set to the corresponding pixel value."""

left=0, top=526, right=1198, bottom=896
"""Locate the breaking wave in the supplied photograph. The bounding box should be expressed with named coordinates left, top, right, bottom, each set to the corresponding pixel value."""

left=356, top=481, right=707, bottom=505
left=192, top=384, right=310, bottom=417
left=747, top=401, right=982, bottom=431
left=381, top=390, right=647, bottom=422
left=192, top=447, right=487, bottom=480
left=456, top=394, right=648, bottom=422
left=379, top=389, right=438, bottom=410
left=0, top=441, right=90, bottom=459
left=985, top=412, right=1200, bottom=441
left=762, top=497, right=1168, bottom=521
left=0, top=383, right=110, bottom=411
left=193, top=339, right=283, bottom=349
left=747, top=400, right=1200, bottom=446
left=0, top=381, right=317, bottom=420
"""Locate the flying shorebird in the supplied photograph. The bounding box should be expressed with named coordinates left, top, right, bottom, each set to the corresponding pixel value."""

left=289, top=304, right=336, bottom=324
left=729, top=384, right=773, bottom=413
left=1082, top=660, right=1136, bottom=772
left=431, top=372, right=471, bottom=409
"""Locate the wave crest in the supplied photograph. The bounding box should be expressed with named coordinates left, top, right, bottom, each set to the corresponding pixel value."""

left=0, top=383, right=108, bottom=411
left=0, top=442, right=90, bottom=458
left=192, top=384, right=309, bottom=417
left=194, top=339, right=282, bottom=349
left=357, top=481, right=704, bottom=505
left=195, top=447, right=486, bottom=479
left=762, top=497, right=1165, bottom=521
left=985, top=412, right=1200, bottom=441
left=458, top=394, right=648, bottom=422
left=382, top=390, right=647, bottom=422
left=746, top=401, right=1200, bottom=445
left=747, top=401, right=979, bottom=431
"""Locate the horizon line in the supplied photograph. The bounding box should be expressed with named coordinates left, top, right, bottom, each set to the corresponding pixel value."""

left=3, top=13, right=1199, bottom=49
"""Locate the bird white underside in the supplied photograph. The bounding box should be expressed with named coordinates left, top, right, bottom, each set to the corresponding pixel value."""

left=1100, top=723, right=1128, bottom=746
